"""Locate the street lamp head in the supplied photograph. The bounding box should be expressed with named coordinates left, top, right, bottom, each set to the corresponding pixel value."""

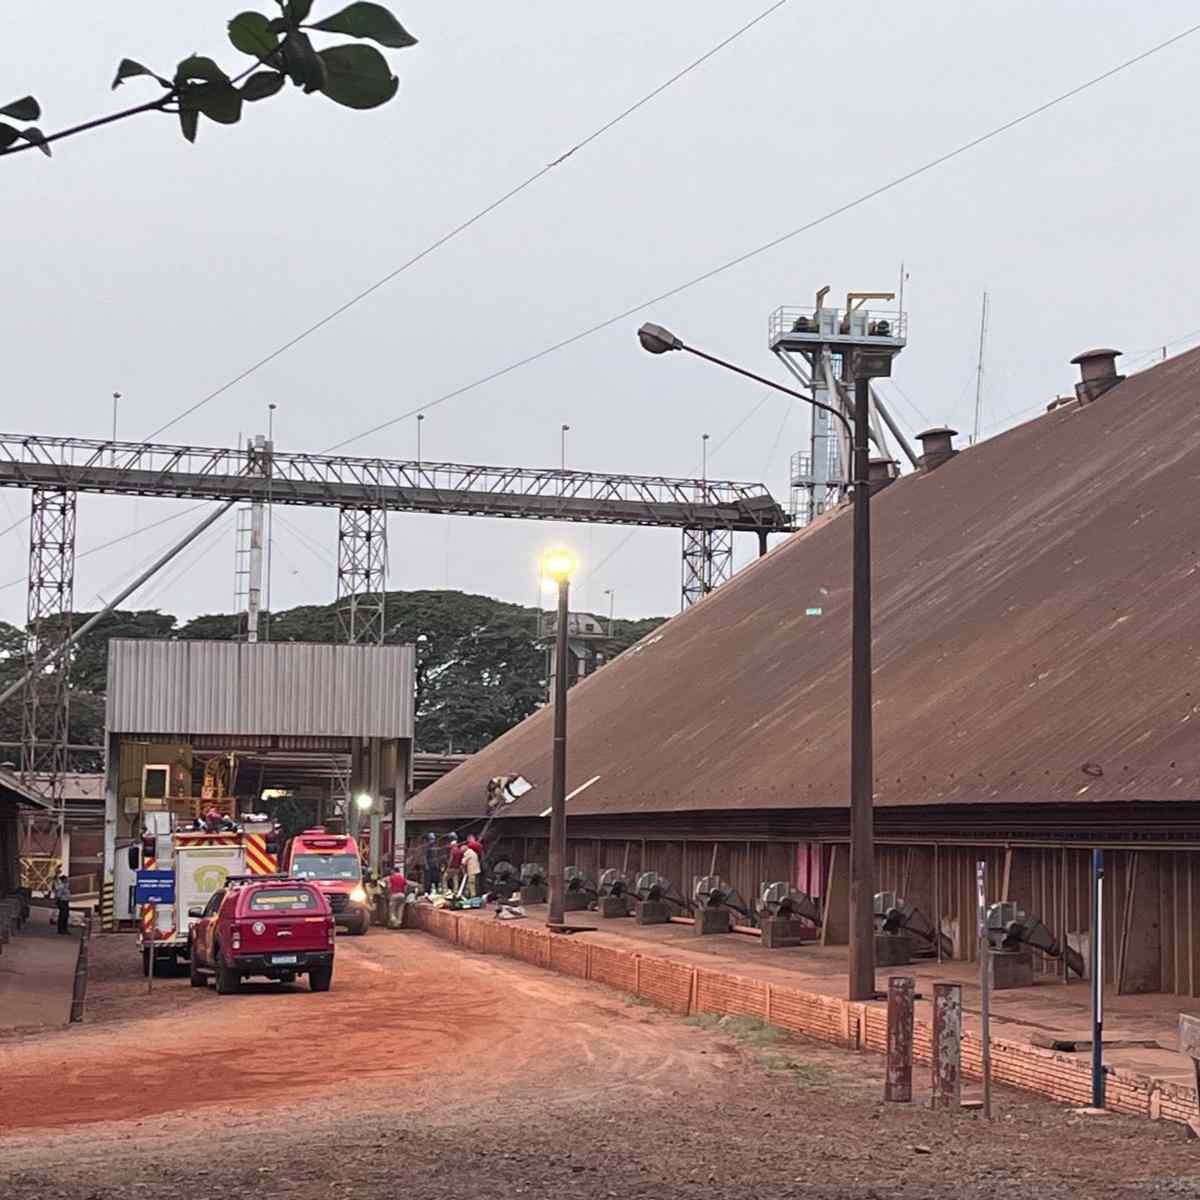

left=354, top=792, right=373, bottom=811
left=541, top=546, right=577, bottom=583
left=637, top=322, right=683, bottom=355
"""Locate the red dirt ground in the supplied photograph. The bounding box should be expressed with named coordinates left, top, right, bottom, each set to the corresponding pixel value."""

left=2, top=927, right=1198, bottom=1199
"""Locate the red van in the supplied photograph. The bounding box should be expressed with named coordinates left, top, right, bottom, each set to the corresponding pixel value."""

left=278, top=828, right=371, bottom=935
left=188, top=877, right=334, bottom=994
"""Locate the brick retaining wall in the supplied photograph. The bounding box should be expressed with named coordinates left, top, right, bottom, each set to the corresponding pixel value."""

left=405, top=906, right=1197, bottom=1126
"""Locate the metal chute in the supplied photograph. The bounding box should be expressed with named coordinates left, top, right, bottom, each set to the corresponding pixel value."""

left=873, top=891, right=953, bottom=957
left=692, top=875, right=749, bottom=918
left=987, top=902, right=1085, bottom=978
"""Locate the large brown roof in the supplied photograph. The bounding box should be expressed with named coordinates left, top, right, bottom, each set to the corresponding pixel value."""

left=410, top=348, right=1200, bottom=822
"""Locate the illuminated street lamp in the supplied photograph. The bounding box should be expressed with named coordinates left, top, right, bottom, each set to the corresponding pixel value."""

left=354, top=792, right=373, bottom=812
left=542, top=546, right=577, bottom=927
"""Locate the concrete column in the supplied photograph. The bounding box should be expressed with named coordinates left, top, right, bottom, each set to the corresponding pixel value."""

left=884, top=975, right=915, bottom=1102
left=931, top=982, right=962, bottom=1108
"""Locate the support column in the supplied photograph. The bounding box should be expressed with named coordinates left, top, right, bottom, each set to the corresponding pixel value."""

left=680, top=528, right=733, bottom=610
left=336, top=505, right=387, bottom=644
left=21, top=487, right=76, bottom=893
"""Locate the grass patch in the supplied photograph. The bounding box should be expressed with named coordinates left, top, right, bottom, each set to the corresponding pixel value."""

left=754, top=1052, right=834, bottom=1087
left=624, top=994, right=655, bottom=1007
left=682, top=1013, right=786, bottom=1047
left=682, top=1012, right=833, bottom=1088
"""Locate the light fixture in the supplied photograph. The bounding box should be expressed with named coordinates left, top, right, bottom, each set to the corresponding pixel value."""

left=541, top=547, right=577, bottom=583
left=354, top=792, right=373, bottom=811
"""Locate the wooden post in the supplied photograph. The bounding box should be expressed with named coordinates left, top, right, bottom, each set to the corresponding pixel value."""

left=884, top=975, right=915, bottom=1102
left=931, top=981, right=962, bottom=1109
left=977, top=859, right=992, bottom=1118
left=1177, top=1013, right=1200, bottom=1138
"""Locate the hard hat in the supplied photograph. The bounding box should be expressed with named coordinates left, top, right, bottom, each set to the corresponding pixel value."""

left=449, top=831, right=459, bottom=841
left=426, top=831, right=436, bottom=842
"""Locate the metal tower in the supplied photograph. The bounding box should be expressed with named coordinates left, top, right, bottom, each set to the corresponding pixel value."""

left=234, top=434, right=270, bottom=642
left=681, top=527, right=734, bottom=608
left=772, top=287, right=918, bottom=525
left=336, top=505, right=387, bottom=644
left=20, top=487, right=77, bottom=889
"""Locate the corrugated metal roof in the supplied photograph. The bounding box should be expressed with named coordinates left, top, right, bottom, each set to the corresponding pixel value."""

left=106, top=640, right=414, bottom=738
left=0, top=769, right=54, bottom=810
left=410, top=347, right=1200, bottom=821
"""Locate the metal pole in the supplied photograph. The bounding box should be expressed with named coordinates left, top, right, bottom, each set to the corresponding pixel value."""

left=884, top=975, right=914, bottom=1102
left=848, top=375, right=876, bottom=1002
left=111, top=393, right=120, bottom=466
left=0, top=499, right=237, bottom=711
left=417, top=413, right=423, bottom=466
left=547, top=576, right=570, bottom=926
left=977, top=859, right=992, bottom=1118
left=561, top=424, right=569, bottom=472
left=1092, top=847, right=1105, bottom=1108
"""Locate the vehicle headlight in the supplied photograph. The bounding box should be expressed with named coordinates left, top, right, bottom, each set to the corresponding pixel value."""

left=349, top=886, right=367, bottom=904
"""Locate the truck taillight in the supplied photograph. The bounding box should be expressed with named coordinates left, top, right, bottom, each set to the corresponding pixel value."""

left=232, top=925, right=241, bottom=950
left=327, top=920, right=334, bottom=946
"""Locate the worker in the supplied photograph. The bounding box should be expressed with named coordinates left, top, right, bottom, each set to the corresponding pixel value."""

left=422, top=832, right=440, bottom=895
left=51, top=873, right=71, bottom=935
left=462, top=840, right=481, bottom=899
left=387, top=861, right=408, bottom=928
left=445, top=833, right=464, bottom=895
left=466, top=831, right=486, bottom=894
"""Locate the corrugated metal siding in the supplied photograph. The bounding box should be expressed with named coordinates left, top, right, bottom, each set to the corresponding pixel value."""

left=106, top=640, right=414, bottom=737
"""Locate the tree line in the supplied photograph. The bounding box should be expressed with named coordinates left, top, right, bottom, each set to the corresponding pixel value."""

left=0, top=590, right=664, bottom=764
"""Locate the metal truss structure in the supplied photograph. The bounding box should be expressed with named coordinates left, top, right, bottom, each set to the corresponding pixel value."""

left=20, top=487, right=76, bottom=883
left=337, top=505, right=387, bottom=644
left=681, top=527, right=734, bottom=609
left=0, top=434, right=791, bottom=533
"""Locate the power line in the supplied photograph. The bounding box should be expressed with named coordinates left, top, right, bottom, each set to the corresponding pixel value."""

left=327, top=20, right=1200, bottom=453
left=143, top=1, right=793, bottom=442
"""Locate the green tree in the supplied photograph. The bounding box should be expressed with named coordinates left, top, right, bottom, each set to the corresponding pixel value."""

left=2, top=1, right=416, bottom=159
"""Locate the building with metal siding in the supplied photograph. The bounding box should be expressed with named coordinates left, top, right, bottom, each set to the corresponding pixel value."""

left=106, top=640, right=414, bottom=738
left=103, top=640, right=416, bottom=917
left=406, top=347, right=1200, bottom=997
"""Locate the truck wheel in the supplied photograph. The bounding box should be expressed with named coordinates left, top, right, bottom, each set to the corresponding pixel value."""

left=309, top=965, right=333, bottom=992
left=279, top=972, right=296, bottom=985
left=350, top=913, right=369, bottom=936
left=141, top=947, right=152, bottom=977
left=215, top=951, right=240, bottom=995
left=189, top=953, right=206, bottom=988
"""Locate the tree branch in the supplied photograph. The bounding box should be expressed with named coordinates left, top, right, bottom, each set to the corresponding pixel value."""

left=0, top=94, right=174, bottom=157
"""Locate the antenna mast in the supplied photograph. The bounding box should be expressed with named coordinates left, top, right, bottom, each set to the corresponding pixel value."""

left=972, top=290, right=989, bottom=444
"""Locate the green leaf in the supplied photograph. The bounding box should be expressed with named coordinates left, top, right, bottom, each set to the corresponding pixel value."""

left=112, top=59, right=168, bottom=90
left=179, top=107, right=199, bottom=143
left=0, top=96, right=40, bottom=121
left=229, top=12, right=279, bottom=58
left=308, top=3, right=417, bottom=49
left=190, top=81, right=243, bottom=125
left=281, top=32, right=326, bottom=93
left=0, top=122, right=20, bottom=149
left=241, top=71, right=286, bottom=101
left=268, top=16, right=288, bottom=33
left=19, top=127, right=51, bottom=158
left=174, top=55, right=230, bottom=86
left=287, top=0, right=315, bottom=23
left=317, top=43, right=397, bottom=109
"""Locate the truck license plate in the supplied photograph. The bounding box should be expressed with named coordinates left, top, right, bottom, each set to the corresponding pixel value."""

left=272, top=954, right=298, bottom=965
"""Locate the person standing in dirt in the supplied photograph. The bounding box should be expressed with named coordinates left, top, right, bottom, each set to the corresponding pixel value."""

left=445, top=833, right=464, bottom=895
left=462, top=840, right=481, bottom=899
left=51, top=874, right=71, bottom=935
left=387, top=861, right=408, bottom=928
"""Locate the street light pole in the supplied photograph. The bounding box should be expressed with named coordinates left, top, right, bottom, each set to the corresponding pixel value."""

left=542, top=548, right=576, bottom=927
left=848, top=375, right=876, bottom=1001
left=638, top=320, right=881, bottom=1001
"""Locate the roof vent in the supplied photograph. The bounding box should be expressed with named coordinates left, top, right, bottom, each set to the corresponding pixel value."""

left=868, top=457, right=900, bottom=495
left=1070, top=348, right=1124, bottom=405
left=916, top=427, right=958, bottom=473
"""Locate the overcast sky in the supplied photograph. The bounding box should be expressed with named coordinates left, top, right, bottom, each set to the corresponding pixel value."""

left=1, top=1, right=1197, bottom=628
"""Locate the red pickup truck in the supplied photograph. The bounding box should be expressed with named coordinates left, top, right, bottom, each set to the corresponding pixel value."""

left=188, top=877, right=335, bottom=994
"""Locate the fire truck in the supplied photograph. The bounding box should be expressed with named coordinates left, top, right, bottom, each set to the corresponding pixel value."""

left=137, top=816, right=278, bottom=976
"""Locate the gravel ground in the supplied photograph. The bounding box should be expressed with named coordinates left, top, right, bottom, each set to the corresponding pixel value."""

left=2, top=926, right=1197, bottom=1199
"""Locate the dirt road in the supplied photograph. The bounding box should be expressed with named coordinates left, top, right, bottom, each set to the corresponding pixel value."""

left=2, top=928, right=1197, bottom=1198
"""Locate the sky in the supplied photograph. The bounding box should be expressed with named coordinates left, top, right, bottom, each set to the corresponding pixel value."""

left=1, top=1, right=1198, bottom=628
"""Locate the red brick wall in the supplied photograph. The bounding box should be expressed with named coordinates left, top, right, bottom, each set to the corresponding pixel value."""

left=406, top=908, right=1197, bottom=1128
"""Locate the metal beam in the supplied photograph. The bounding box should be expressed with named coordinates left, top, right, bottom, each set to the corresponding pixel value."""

left=337, top=506, right=387, bottom=644
left=0, top=433, right=792, bottom=534
left=681, top=527, right=733, bottom=609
